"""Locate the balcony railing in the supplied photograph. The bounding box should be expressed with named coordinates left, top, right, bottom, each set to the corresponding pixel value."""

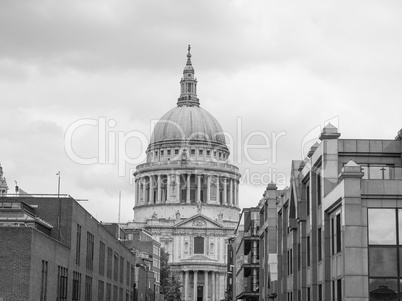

left=136, top=160, right=239, bottom=172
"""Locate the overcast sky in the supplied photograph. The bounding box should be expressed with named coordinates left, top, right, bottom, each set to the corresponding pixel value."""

left=1, top=0, right=401, bottom=223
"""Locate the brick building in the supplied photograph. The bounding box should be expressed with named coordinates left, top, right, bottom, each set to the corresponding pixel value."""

left=0, top=195, right=137, bottom=301
left=259, top=126, right=402, bottom=300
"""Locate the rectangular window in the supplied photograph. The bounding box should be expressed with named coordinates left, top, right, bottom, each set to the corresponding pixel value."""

left=199, top=150, right=203, bottom=156
left=317, top=174, right=321, bottom=206
left=106, top=283, right=112, bottom=301
left=107, top=247, right=113, bottom=279
left=318, top=228, right=322, bottom=261
left=207, top=150, right=210, bottom=156
left=119, top=287, right=123, bottom=301
left=194, top=237, right=205, bottom=254
left=120, top=256, right=124, bottom=283
left=98, top=280, right=104, bottom=301
left=337, top=279, right=342, bottom=301
left=297, top=243, right=301, bottom=271
left=99, top=241, right=105, bottom=276
left=307, top=236, right=311, bottom=267
left=318, top=284, right=322, bottom=301
left=114, top=253, right=119, bottom=281
left=126, top=261, right=130, bottom=286
left=191, top=149, right=195, bottom=155
left=306, top=185, right=310, bottom=216
left=76, top=224, right=81, bottom=265
left=167, top=149, right=171, bottom=155
left=336, top=214, right=341, bottom=253
left=214, top=151, right=217, bottom=157
left=85, top=276, right=92, bottom=301
left=113, top=285, right=118, bottom=300
left=331, top=217, right=335, bottom=255
left=289, top=248, right=293, bottom=274
left=40, top=260, right=48, bottom=301
left=72, top=272, right=81, bottom=301
left=86, top=232, right=94, bottom=270
left=57, top=266, right=68, bottom=301
left=160, top=150, right=164, bottom=156
left=175, top=149, right=179, bottom=155
left=307, top=287, right=311, bottom=301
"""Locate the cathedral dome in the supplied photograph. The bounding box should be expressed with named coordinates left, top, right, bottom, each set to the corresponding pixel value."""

left=150, top=105, right=226, bottom=145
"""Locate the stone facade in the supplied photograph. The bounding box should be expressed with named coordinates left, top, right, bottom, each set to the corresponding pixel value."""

left=125, top=46, right=241, bottom=301
left=259, top=126, right=402, bottom=301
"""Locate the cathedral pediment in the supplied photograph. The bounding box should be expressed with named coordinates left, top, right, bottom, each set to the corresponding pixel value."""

left=174, top=214, right=224, bottom=229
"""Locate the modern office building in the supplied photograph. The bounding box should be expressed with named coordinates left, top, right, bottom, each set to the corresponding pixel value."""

left=260, top=125, right=402, bottom=300
left=232, top=208, right=260, bottom=301
left=0, top=194, right=137, bottom=301
left=125, top=46, right=241, bottom=301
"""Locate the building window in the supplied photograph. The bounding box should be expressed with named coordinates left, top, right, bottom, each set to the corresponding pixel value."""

left=297, top=243, right=301, bottom=271
left=107, top=247, right=112, bottom=279
left=331, top=213, right=342, bottom=255
left=57, top=266, right=68, bottom=301
left=86, top=232, right=94, bottom=270
left=72, top=272, right=81, bottom=301
left=199, top=149, right=203, bottom=156
left=167, top=149, right=171, bottom=156
left=106, top=283, right=112, bottom=301
left=317, top=174, right=321, bottom=206
left=85, top=276, right=92, bottom=301
left=191, top=149, right=195, bottom=155
left=114, top=253, right=119, bottom=281
left=318, top=284, right=322, bottom=301
left=307, top=236, right=311, bottom=267
left=120, top=256, right=124, bottom=284
left=207, top=150, right=210, bottom=156
left=194, top=237, right=205, bottom=254
left=288, top=248, right=293, bottom=275
left=306, top=185, right=310, bottom=216
left=318, top=228, right=322, bottom=261
left=368, top=208, right=401, bottom=298
left=98, top=280, right=104, bottom=301
left=40, top=260, right=48, bottom=301
left=175, top=149, right=179, bottom=155
left=76, top=224, right=81, bottom=265
left=160, top=150, right=164, bottom=156
left=99, top=241, right=105, bottom=276
left=337, top=279, right=342, bottom=301
left=213, top=151, right=217, bottom=157
left=155, top=151, right=158, bottom=157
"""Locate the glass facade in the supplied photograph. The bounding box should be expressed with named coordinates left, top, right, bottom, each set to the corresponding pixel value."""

left=368, top=208, right=402, bottom=300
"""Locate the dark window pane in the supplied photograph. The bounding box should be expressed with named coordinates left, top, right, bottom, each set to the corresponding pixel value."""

left=398, top=210, right=402, bottom=244
left=369, top=247, right=397, bottom=277
left=194, top=237, right=204, bottom=254
left=368, top=209, right=396, bottom=245
left=369, top=278, right=398, bottom=301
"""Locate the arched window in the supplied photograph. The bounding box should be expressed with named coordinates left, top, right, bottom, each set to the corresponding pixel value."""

left=194, top=237, right=204, bottom=254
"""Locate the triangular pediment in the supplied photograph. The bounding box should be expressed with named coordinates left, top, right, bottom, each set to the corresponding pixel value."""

left=174, top=213, right=224, bottom=229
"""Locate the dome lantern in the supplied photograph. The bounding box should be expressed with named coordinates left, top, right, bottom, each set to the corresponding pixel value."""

left=178, top=45, right=199, bottom=107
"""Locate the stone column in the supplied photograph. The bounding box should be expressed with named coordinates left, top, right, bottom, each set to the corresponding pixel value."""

left=184, top=270, right=189, bottom=301
left=211, top=272, right=215, bottom=301
left=234, top=180, right=238, bottom=206
left=216, top=176, right=220, bottom=204
left=167, top=174, right=171, bottom=203
left=223, top=177, right=227, bottom=205
left=142, top=177, right=146, bottom=203
left=229, top=179, right=233, bottom=206
left=149, top=175, right=154, bottom=204
left=135, top=180, right=139, bottom=205
left=204, top=271, right=208, bottom=301
left=176, top=173, right=181, bottom=202
left=187, top=174, right=191, bottom=203
left=215, top=272, right=219, bottom=301
left=206, top=175, right=211, bottom=204
left=157, top=174, right=161, bottom=203
left=193, top=270, right=198, bottom=301
left=197, top=175, right=201, bottom=202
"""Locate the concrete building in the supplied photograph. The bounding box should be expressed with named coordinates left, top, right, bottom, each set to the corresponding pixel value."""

left=0, top=195, right=137, bottom=301
left=231, top=208, right=260, bottom=301
left=260, top=126, right=402, bottom=300
left=125, top=46, right=241, bottom=301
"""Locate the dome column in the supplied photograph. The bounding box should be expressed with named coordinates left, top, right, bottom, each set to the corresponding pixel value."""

left=149, top=175, right=154, bottom=204
left=157, top=174, right=162, bottom=203
left=235, top=180, right=239, bottom=206
left=197, top=175, right=201, bottom=203
left=206, top=175, right=211, bottom=204
left=186, top=174, right=191, bottom=203
left=167, top=174, right=171, bottom=202
left=229, top=179, right=234, bottom=206
left=216, top=176, right=220, bottom=204
left=222, top=177, right=227, bottom=205
left=142, top=177, right=147, bottom=203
